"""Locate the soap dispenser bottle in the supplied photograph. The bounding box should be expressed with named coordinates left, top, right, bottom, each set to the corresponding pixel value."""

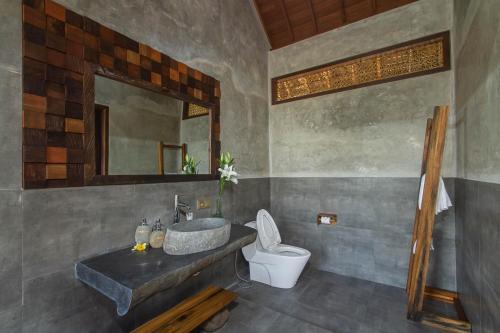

left=135, top=218, right=152, bottom=245
left=149, top=219, right=165, bottom=249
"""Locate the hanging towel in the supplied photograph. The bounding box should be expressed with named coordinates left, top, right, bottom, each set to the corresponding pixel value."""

left=412, top=238, right=435, bottom=254
left=418, top=174, right=452, bottom=214
left=412, top=174, right=450, bottom=255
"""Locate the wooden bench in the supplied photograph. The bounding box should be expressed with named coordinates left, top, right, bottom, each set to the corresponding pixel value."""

left=132, top=285, right=237, bottom=333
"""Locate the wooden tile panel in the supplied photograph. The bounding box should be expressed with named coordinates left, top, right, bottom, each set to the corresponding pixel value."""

left=22, top=0, right=221, bottom=188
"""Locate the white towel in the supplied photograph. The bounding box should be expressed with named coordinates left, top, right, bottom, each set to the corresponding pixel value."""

left=412, top=174, right=450, bottom=254
left=418, top=174, right=452, bottom=214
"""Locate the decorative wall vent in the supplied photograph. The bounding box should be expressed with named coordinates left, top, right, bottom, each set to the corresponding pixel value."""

left=183, top=102, right=209, bottom=119
left=271, top=31, right=450, bottom=104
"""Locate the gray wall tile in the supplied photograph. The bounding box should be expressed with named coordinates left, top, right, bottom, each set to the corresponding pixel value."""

left=456, top=180, right=500, bottom=333
left=271, top=177, right=457, bottom=290
left=0, top=191, right=22, bottom=314
left=271, top=178, right=320, bottom=224
left=22, top=185, right=134, bottom=279
left=0, top=306, right=21, bottom=333
left=18, top=178, right=269, bottom=331
left=232, top=178, right=270, bottom=224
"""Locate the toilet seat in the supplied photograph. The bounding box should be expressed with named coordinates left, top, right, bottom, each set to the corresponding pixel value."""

left=268, top=244, right=309, bottom=257
left=256, top=209, right=281, bottom=249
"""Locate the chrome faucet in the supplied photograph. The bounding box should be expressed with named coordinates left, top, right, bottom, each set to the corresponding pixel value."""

left=174, top=194, right=193, bottom=224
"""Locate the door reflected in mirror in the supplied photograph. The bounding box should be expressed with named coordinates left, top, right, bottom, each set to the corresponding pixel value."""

left=94, top=75, right=210, bottom=175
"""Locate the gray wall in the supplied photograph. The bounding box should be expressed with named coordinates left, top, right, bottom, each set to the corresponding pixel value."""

left=267, top=0, right=457, bottom=290
left=18, top=178, right=270, bottom=332
left=455, top=180, right=500, bottom=333
left=95, top=75, right=183, bottom=175
left=269, top=0, right=455, bottom=178
left=271, top=177, right=456, bottom=290
left=0, top=1, right=22, bottom=331
left=180, top=115, right=210, bottom=174
left=454, top=0, right=500, bottom=332
left=0, top=0, right=270, bottom=331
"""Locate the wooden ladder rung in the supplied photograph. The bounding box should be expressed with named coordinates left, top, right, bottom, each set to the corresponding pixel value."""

left=420, top=311, right=471, bottom=333
left=132, top=285, right=237, bottom=333
left=424, top=287, right=457, bottom=303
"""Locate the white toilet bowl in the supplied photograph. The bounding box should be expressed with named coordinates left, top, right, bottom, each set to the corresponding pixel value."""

left=242, top=210, right=310, bottom=289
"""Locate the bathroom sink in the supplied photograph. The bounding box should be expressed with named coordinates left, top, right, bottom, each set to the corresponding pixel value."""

left=163, top=218, right=231, bottom=255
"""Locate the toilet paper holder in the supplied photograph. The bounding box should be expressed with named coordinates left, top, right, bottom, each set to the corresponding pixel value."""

left=316, top=212, right=337, bottom=225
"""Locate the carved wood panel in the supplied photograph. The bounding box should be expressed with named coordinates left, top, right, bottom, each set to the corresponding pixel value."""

left=271, top=31, right=450, bottom=104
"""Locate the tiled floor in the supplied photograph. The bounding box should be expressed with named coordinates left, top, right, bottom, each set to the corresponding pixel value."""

left=217, top=268, right=453, bottom=333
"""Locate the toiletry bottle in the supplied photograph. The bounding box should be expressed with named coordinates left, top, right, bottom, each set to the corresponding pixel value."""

left=135, top=218, right=152, bottom=245
left=149, top=219, right=165, bottom=249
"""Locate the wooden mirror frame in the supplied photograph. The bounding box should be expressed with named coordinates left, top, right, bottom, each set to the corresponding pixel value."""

left=22, top=0, right=221, bottom=188
left=83, top=63, right=219, bottom=186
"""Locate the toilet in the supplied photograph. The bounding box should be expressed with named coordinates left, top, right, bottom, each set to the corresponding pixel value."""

left=242, top=209, right=311, bottom=288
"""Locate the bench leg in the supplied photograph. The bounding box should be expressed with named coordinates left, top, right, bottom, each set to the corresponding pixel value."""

left=201, top=308, right=230, bottom=332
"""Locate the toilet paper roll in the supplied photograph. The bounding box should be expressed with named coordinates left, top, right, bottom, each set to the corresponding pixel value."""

left=320, top=216, right=331, bottom=224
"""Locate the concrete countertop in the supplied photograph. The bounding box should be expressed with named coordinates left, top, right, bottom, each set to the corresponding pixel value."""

left=75, top=224, right=256, bottom=316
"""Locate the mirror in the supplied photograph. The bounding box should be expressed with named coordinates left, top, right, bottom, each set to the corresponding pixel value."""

left=94, top=75, right=210, bottom=176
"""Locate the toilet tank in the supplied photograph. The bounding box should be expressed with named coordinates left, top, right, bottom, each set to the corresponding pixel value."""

left=242, top=221, right=257, bottom=260
left=244, top=221, right=256, bottom=229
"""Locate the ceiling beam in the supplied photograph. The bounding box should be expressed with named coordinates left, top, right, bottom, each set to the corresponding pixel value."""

left=278, top=0, right=295, bottom=43
left=306, top=0, right=318, bottom=33
left=340, top=0, right=347, bottom=24
left=371, top=0, right=378, bottom=14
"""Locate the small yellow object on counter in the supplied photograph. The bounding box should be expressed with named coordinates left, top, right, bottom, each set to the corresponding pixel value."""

left=132, top=243, right=148, bottom=252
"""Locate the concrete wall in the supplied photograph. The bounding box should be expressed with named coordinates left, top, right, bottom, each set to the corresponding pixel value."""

left=17, top=178, right=269, bottom=332
left=454, top=0, right=500, bottom=332
left=0, top=2, right=22, bottom=331
left=180, top=115, right=210, bottom=174
left=269, top=0, right=455, bottom=178
left=0, top=0, right=270, bottom=331
left=271, top=177, right=456, bottom=290
left=267, top=0, right=457, bottom=290
left=95, top=75, right=183, bottom=175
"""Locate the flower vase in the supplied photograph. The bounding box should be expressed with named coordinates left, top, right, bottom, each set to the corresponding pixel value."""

left=214, top=195, right=223, bottom=218
left=214, top=181, right=224, bottom=217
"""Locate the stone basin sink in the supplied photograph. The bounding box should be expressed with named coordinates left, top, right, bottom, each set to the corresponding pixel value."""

left=163, top=218, right=231, bottom=255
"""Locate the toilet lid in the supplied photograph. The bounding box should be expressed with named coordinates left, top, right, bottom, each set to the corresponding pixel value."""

left=256, top=209, right=281, bottom=249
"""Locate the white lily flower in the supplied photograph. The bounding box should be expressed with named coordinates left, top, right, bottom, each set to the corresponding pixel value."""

left=218, top=164, right=238, bottom=184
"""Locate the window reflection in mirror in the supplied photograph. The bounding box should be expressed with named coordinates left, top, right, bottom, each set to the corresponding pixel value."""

left=94, top=75, right=210, bottom=175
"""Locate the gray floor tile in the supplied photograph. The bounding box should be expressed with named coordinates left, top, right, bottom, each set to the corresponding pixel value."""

left=222, top=268, right=447, bottom=333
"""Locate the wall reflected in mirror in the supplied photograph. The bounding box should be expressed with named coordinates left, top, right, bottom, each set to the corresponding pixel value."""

left=94, top=75, right=210, bottom=175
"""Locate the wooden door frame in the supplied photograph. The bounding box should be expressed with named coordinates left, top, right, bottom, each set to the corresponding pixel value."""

left=94, top=104, right=109, bottom=176
left=157, top=142, right=187, bottom=175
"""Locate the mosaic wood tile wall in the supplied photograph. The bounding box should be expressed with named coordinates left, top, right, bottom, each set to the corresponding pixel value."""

left=22, top=0, right=221, bottom=189
left=271, top=31, right=450, bottom=104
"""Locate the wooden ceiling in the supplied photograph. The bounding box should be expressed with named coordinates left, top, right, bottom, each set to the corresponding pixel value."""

left=253, top=0, right=417, bottom=49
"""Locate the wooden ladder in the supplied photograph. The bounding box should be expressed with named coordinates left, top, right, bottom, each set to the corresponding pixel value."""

left=406, top=106, right=471, bottom=333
